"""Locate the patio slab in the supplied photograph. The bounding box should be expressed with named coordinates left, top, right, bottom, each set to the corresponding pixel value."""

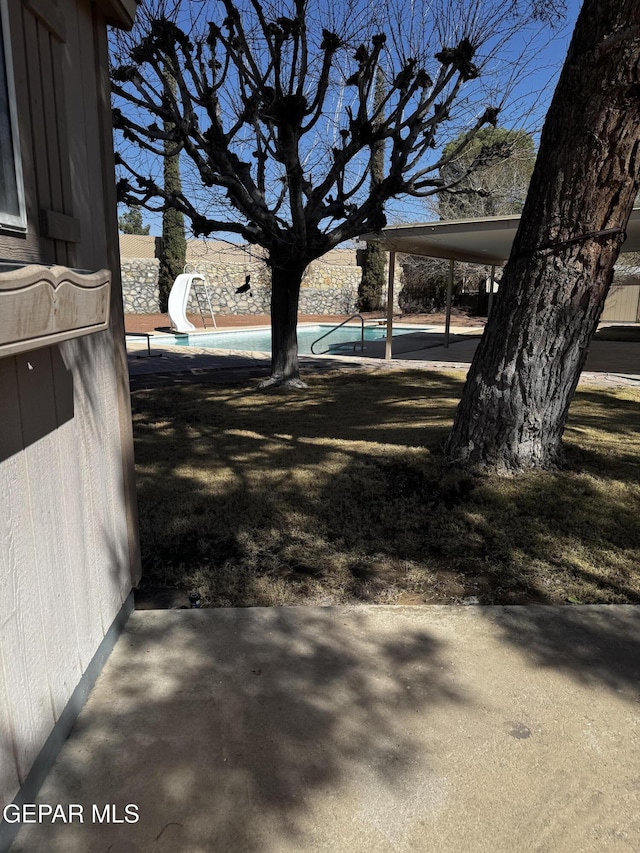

left=10, top=605, right=640, bottom=852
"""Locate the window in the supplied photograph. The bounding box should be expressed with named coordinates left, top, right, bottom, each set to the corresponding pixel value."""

left=0, top=0, right=26, bottom=231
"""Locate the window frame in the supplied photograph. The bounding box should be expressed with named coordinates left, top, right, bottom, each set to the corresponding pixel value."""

left=0, top=0, right=27, bottom=233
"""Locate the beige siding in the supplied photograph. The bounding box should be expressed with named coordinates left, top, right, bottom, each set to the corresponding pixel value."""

left=602, top=284, right=640, bottom=323
left=0, top=0, right=139, bottom=816
left=67, top=1, right=108, bottom=270
left=0, top=360, right=54, bottom=796
left=16, top=349, right=84, bottom=720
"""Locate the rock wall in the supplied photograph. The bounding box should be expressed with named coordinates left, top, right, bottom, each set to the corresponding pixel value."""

left=120, top=258, right=161, bottom=314
left=120, top=257, right=367, bottom=315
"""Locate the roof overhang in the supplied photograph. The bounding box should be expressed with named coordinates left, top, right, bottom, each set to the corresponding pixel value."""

left=97, top=0, right=138, bottom=29
left=360, top=208, right=640, bottom=265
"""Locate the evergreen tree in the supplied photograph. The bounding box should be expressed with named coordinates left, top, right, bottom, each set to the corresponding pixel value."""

left=157, top=73, right=186, bottom=313
left=118, top=205, right=150, bottom=234
left=439, top=128, right=535, bottom=220
left=358, top=66, right=386, bottom=313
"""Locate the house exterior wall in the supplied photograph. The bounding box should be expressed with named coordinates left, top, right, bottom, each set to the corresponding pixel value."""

left=600, top=284, right=640, bottom=323
left=0, top=0, right=139, bottom=824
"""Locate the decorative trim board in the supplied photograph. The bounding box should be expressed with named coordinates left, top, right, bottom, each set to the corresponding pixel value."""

left=0, top=264, right=111, bottom=357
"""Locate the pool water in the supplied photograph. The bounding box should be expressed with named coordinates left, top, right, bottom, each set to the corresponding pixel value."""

left=165, top=323, right=433, bottom=355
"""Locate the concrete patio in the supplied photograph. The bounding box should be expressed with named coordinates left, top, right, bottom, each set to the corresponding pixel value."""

left=10, top=605, right=640, bottom=852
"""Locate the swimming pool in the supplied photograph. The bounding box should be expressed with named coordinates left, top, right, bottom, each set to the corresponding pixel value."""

left=161, top=323, right=434, bottom=355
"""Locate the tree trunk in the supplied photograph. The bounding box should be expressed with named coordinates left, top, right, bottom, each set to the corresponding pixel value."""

left=445, top=0, right=640, bottom=472
left=263, top=262, right=306, bottom=388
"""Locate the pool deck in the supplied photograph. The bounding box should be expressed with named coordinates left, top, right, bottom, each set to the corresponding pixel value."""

left=125, top=314, right=640, bottom=389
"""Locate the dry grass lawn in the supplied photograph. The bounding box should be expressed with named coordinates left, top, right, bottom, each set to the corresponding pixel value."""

left=132, top=370, right=640, bottom=606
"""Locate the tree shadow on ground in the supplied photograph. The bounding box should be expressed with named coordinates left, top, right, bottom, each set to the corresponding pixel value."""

left=567, top=387, right=640, bottom=439
left=485, top=605, right=640, bottom=702
left=11, top=608, right=463, bottom=852
left=9, top=604, right=640, bottom=853
left=131, top=371, right=461, bottom=604
left=130, top=370, right=640, bottom=607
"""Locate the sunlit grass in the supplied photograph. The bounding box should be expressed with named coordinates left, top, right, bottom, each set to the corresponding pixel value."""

left=132, top=370, right=640, bottom=606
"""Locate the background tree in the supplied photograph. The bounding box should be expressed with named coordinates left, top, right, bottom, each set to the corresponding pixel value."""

left=357, top=65, right=386, bottom=313
left=158, top=73, right=187, bottom=312
left=438, top=127, right=536, bottom=220
left=398, top=127, right=535, bottom=316
left=112, top=0, right=555, bottom=386
left=446, top=0, right=640, bottom=472
left=398, top=255, right=478, bottom=314
left=118, top=205, right=150, bottom=234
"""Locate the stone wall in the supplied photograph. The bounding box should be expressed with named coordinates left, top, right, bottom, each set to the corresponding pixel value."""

left=119, top=236, right=405, bottom=315
left=120, top=255, right=367, bottom=315
left=120, top=258, right=161, bottom=314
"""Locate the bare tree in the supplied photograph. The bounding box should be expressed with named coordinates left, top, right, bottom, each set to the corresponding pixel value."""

left=398, top=254, right=492, bottom=314
left=112, top=0, right=556, bottom=386
left=446, top=0, right=640, bottom=471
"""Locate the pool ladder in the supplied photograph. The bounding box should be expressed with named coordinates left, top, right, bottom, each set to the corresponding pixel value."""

left=184, top=264, right=216, bottom=328
left=310, top=313, right=365, bottom=355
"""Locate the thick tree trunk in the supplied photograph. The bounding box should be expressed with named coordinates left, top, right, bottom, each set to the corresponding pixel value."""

left=263, top=262, right=306, bottom=388
left=445, top=0, right=640, bottom=472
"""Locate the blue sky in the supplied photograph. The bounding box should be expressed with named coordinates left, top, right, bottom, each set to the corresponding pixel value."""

left=502, top=0, right=582, bottom=135
left=118, top=0, right=584, bottom=238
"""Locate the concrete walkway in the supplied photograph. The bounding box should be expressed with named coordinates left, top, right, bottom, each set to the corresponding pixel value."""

left=11, top=606, right=640, bottom=852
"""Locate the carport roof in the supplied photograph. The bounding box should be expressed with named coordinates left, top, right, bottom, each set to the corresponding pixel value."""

left=360, top=208, right=640, bottom=265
